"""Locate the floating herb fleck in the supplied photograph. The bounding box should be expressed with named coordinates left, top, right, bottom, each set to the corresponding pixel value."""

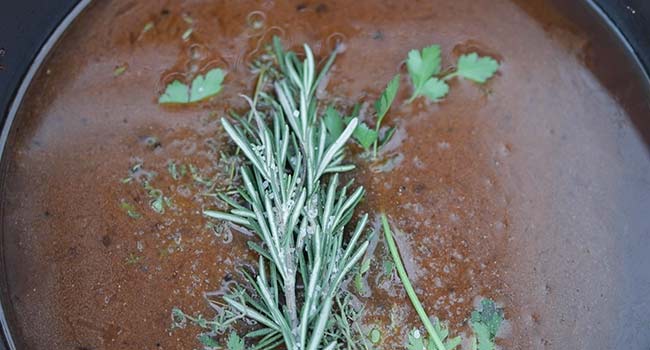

left=120, top=201, right=141, bottom=219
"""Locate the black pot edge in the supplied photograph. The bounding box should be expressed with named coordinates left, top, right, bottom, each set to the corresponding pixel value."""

left=0, top=0, right=648, bottom=349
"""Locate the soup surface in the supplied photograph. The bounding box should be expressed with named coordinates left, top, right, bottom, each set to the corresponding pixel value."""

left=2, top=0, right=650, bottom=349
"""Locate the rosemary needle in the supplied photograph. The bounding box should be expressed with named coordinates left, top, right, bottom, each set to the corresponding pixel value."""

left=381, top=213, right=446, bottom=350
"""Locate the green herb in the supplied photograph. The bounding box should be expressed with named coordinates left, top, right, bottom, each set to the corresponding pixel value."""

left=324, top=106, right=344, bottom=145
left=372, top=75, right=400, bottom=156
left=406, top=45, right=499, bottom=103
left=406, top=45, right=443, bottom=103
left=226, top=332, right=245, bottom=350
left=198, top=333, right=220, bottom=348
left=120, top=201, right=141, bottom=219
left=182, top=28, right=193, bottom=41
left=143, top=181, right=171, bottom=214
left=201, top=38, right=369, bottom=350
left=470, top=299, right=503, bottom=350
left=446, top=53, right=500, bottom=83
left=158, top=81, right=189, bottom=104
left=352, top=122, right=378, bottom=150
left=382, top=260, right=395, bottom=276
left=114, top=65, right=127, bottom=77
left=159, top=68, right=226, bottom=104
left=125, top=253, right=141, bottom=265
left=382, top=214, right=459, bottom=350
left=354, top=258, right=372, bottom=294
left=142, top=21, right=154, bottom=34
left=369, top=327, right=381, bottom=344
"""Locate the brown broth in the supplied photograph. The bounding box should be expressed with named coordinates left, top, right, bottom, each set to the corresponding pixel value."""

left=2, top=0, right=650, bottom=349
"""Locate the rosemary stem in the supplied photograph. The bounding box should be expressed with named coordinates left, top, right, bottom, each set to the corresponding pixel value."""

left=381, top=213, right=446, bottom=350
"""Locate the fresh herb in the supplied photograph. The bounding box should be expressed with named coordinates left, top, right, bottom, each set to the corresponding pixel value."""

left=167, top=160, right=187, bottom=180
left=406, top=323, right=461, bottom=350
left=125, top=253, right=141, bottom=265
left=159, top=68, right=226, bottom=104
left=114, top=64, right=127, bottom=77
left=382, top=214, right=460, bottom=350
left=470, top=299, right=503, bottom=350
left=198, top=333, right=220, bottom=348
left=142, top=21, right=154, bottom=34
left=182, top=28, right=193, bottom=41
left=373, top=75, right=400, bottom=156
left=120, top=201, right=141, bottom=219
left=406, top=45, right=499, bottom=103
left=226, top=332, right=245, bottom=350
left=144, top=181, right=171, bottom=214
left=369, top=327, right=381, bottom=344
left=354, top=258, right=372, bottom=294
left=406, top=45, right=443, bottom=103
left=352, top=122, right=379, bottom=150
left=323, top=105, right=378, bottom=151
left=201, top=38, right=369, bottom=350
left=322, top=75, right=400, bottom=157
left=446, top=53, right=500, bottom=83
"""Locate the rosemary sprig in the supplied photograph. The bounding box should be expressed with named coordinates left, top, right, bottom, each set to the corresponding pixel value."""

left=203, top=38, right=370, bottom=349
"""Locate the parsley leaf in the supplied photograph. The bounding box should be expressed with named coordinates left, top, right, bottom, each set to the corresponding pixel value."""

left=407, top=329, right=428, bottom=350
left=470, top=298, right=504, bottom=350
left=197, top=333, right=220, bottom=349
left=159, top=80, right=190, bottom=104
left=352, top=122, right=378, bottom=150
left=190, top=68, right=226, bottom=102
left=375, top=75, right=400, bottom=126
left=454, top=53, right=499, bottom=83
left=226, top=332, right=244, bottom=350
left=420, top=77, right=449, bottom=101
left=159, top=68, right=226, bottom=104
left=323, top=105, right=377, bottom=150
left=324, top=105, right=344, bottom=145
left=406, top=45, right=441, bottom=102
left=372, top=75, right=400, bottom=156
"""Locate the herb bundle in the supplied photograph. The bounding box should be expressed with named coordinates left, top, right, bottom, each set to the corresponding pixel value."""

left=202, top=38, right=370, bottom=349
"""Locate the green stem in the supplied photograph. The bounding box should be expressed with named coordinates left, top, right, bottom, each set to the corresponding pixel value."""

left=381, top=213, right=446, bottom=350
left=442, top=71, right=458, bottom=81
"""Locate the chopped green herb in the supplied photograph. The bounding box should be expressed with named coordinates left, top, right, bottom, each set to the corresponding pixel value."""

left=159, top=68, right=226, bottom=104
left=382, top=259, right=395, bottom=276
left=182, top=13, right=194, bottom=24
left=168, top=160, right=186, bottom=180
left=182, top=28, right=193, bottom=41
left=369, top=327, right=382, bottom=344
left=125, top=253, right=141, bottom=265
left=142, top=21, right=154, bottom=34
left=113, top=65, right=127, bottom=77
left=354, top=258, right=372, bottom=294
left=120, top=201, right=141, bottom=219
left=470, top=299, right=504, bottom=350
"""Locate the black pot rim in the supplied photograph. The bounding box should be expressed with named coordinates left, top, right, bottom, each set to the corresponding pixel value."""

left=0, top=1, right=648, bottom=349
